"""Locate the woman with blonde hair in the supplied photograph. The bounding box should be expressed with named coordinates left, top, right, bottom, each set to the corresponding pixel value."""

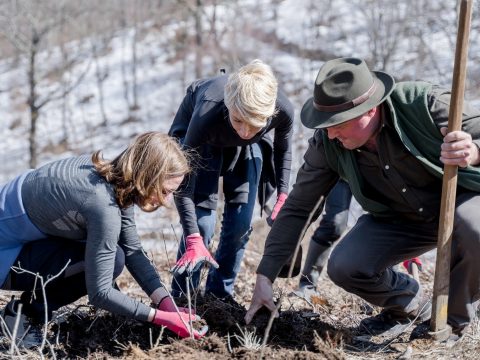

left=169, top=60, right=294, bottom=299
left=0, top=132, right=206, bottom=348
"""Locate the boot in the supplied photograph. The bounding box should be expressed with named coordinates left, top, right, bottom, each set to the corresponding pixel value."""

left=298, top=241, right=332, bottom=290
left=1, top=296, right=43, bottom=349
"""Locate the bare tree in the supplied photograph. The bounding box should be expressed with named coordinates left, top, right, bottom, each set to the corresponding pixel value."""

left=193, top=0, right=204, bottom=78
left=117, top=0, right=149, bottom=119
left=353, top=0, right=413, bottom=71
left=174, top=0, right=206, bottom=79
left=87, top=2, right=118, bottom=126
left=130, top=0, right=140, bottom=111
left=0, top=0, right=91, bottom=167
left=91, top=38, right=110, bottom=126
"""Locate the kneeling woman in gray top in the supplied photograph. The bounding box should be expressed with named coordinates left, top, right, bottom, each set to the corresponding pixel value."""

left=0, top=132, right=206, bottom=339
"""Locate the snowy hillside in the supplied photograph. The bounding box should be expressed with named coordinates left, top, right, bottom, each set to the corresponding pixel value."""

left=0, top=0, right=479, bottom=238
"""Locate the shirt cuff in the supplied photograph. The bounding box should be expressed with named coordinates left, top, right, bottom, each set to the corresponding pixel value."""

left=256, top=257, right=280, bottom=283
left=150, top=286, right=170, bottom=305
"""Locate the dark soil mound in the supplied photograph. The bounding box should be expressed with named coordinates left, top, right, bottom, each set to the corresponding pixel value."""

left=53, top=294, right=349, bottom=358
left=54, top=307, right=163, bottom=358
left=178, top=294, right=349, bottom=351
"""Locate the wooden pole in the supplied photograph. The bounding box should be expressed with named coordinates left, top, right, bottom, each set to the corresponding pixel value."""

left=430, top=0, right=473, bottom=334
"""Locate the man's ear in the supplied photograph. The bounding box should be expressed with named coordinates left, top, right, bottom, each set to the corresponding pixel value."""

left=367, top=106, right=377, bottom=117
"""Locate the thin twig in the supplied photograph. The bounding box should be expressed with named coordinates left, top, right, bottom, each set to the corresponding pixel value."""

left=170, top=223, right=181, bottom=248
left=46, top=338, right=57, bottom=360
left=55, top=323, right=61, bottom=347
left=86, top=313, right=100, bottom=333
left=30, top=274, right=39, bottom=302
left=260, top=195, right=325, bottom=359
left=161, top=229, right=172, bottom=268
left=186, top=276, right=194, bottom=339
left=114, top=338, right=128, bottom=351
left=149, top=327, right=153, bottom=349
left=227, top=332, right=233, bottom=353
left=154, top=327, right=164, bottom=348
left=9, top=303, right=22, bottom=355
left=11, top=259, right=71, bottom=356
left=148, top=228, right=199, bottom=338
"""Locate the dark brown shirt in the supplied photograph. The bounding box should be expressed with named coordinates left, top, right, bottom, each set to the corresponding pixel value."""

left=258, top=86, right=480, bottom=282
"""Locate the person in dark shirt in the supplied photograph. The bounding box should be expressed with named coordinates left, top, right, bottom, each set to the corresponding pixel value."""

left=245, top=57, right=480, bottom=337
left=169, top=60, right=294, bottom=299
left=1, top=132, right=206, bottom=348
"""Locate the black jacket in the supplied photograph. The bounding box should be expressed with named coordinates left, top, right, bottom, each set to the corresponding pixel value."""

left=169, top=75, right=294, bottom=235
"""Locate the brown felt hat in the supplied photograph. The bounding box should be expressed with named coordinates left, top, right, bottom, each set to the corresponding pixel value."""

left=301, top=57, right=395, bottom=129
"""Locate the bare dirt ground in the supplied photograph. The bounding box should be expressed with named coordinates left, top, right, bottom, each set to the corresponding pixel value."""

left=1, top=217, right=480, bottom=359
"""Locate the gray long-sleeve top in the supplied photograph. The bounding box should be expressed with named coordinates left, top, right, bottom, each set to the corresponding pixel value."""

left=258, top=84, right=480, bottom=282
left=21, top=155, right=162, bottom=321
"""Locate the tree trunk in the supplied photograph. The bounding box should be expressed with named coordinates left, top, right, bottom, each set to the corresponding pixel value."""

left=28, top=32, right=39, bottom=169
left=131, top=27, right=139, bottom=110
left=92, top=42, right=109, bottom=125
left=194, top=0, right=203, bottom=78
left=131, top=0, right=139, bottom=110
left=121, top=30, right=131, bottom=115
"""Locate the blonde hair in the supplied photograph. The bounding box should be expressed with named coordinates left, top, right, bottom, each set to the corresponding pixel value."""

left=224, top=59, right=278, bottom=128
left=92, top=132, right=190, bottom=212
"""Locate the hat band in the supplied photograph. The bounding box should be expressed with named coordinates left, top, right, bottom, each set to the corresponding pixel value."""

left=313, top=82, right=377, bottom=112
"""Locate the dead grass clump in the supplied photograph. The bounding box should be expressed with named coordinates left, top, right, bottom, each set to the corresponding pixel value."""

left=313, top=331, right=345, bottom=360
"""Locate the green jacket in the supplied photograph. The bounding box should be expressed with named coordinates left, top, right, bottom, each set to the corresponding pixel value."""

left=322, top=81, right=480, bottom=218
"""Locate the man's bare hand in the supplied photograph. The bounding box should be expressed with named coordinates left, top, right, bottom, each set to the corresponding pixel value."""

left=440, top=127, right=480, bottom=167
left=244, top=274, right=278, bottom=324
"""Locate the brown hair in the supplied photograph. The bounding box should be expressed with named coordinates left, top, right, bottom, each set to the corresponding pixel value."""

left=92, top=132, right=190, bottom=212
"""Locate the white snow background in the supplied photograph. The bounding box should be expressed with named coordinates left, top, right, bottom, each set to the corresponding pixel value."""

left=0, top=0, right=479, bottom=248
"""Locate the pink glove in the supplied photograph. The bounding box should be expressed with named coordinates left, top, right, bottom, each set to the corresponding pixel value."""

left=157, top=295, right=195, bottom=315
left=267, top=192, right=288, bottom=226
left=402, top=257, right=423, bottom=273
left=152, top=310, right=208, bottom=339
left=170, top=234, right=219, bottom=275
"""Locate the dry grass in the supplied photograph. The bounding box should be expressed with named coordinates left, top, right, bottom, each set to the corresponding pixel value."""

left=1, top=217, right=480, bottom=359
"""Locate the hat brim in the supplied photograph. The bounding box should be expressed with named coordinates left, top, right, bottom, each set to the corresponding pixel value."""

left=300, top=71, right=395, bottom=129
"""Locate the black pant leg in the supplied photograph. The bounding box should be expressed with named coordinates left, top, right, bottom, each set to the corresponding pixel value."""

left=8, top=238, right=87, bottom=320
left=8, top=238, right=125, bottom=320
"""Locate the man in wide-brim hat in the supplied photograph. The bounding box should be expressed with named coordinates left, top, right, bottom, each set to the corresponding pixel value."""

left=245, top=57, right=480, bottom=338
